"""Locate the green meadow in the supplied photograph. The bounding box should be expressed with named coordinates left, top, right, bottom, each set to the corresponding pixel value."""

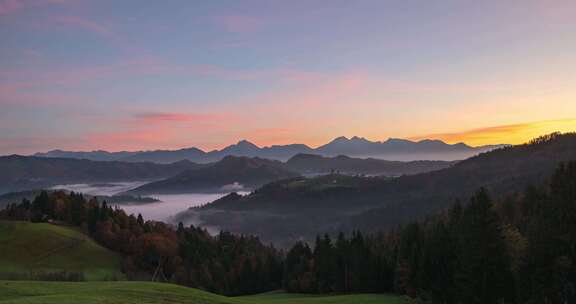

left=238, top=291, right=408, bottom=304
left=0, top=221, right=123, bottom=281
left=0, top=281, right=407, bottom=304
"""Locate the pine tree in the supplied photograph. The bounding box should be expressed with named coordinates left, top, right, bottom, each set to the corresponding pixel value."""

left=313, top=234, right=336, bottom=293
left=335, top=232, right=350, bottom=292
left=455, top=188, right=515, bottom=304
left=137, top=213, right=145, bottom=226
left=31, top=190, right=50, bottom=222
left=522, top=162, right=576, bottom=303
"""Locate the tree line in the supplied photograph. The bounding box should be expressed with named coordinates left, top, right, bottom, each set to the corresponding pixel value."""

left=283, top=161, right=576, bottom=303
left=2, top=161, right=575, bottom=302
left=1, top=190, right=282, bottom=296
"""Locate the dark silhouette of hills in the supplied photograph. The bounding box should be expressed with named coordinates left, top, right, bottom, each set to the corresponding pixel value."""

left=33, top=149, right=139, bottom=161
left=0, top=155, right=203, bottom=194
left=126, top=156, right=300, bottom=194
left=315, top=136, right=502, bottom=160
left=0, top=189, right=159, bottom=209
left=0, top=151, right=454, bottom=196
left=121, top=147, right=206, bottom=164
left=285, top=153, right=455, bottom=175
left=33, top=137, right=504, bottom=163
left=191, top=133, right=576, bottom=244
left=127, top=154, right=454, bottom=195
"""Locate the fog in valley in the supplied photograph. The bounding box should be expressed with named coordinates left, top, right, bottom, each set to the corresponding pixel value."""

left=50, top=182, right=244, bottom=224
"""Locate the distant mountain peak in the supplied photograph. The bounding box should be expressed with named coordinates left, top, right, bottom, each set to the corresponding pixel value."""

left=350, top=136, right=371, bottom=143
left=234, top=139, right=259, bottom=149
left=330, top=136, right=350, bottom=143
left=335, top=154, right=352, bottom=159
left=417, top=139, right=442, bottom=143
left=453, top=142, right=472, bottom=148
left=384, top=138, right=412, bottom=144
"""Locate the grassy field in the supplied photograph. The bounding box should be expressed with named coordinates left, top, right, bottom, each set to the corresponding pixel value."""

left=0, top=221, right=123, bottom=281
left=0, top=281, right=408, bottom=304
left=0, top=281, right=235, bottom=304
left=238, top=292, right=408, bottom=304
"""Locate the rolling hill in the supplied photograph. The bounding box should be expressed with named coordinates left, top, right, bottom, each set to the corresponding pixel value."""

left=239, top=292, right=407, bottom=304
left=285, top=153, right=455, bottom=175
left=1, top=152, right=454, bottom=196
left=0, top=221, right=123, bottom=281
left=0, top=281, right=235, bottom=304
left=127, top=156, right=300, bottom=194
left=192, top=133, right=576, bottom=244
left=0, top=281, right=406, bottom=304
left=128, top=154, right=453, bottom=195
left=0, top=155, right=203, bottom=194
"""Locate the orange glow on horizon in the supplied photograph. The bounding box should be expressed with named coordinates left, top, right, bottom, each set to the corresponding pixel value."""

left=409, top=119, right=576, bottom=147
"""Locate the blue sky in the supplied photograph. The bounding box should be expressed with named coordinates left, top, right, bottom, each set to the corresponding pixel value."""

left=1, top=0, right=575, bottom=154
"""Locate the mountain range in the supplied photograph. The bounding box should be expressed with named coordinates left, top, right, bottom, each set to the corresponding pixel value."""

left=33, top=137, right=506, bottom=163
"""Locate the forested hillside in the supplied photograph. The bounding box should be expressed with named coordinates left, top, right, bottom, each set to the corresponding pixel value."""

left=0, top=191, right=282, bottom=296
left=195, top=133, right=576, bottom=242
left=285, top=153, right=454, bottom=175
left=127, top=156, right=299, bottom=194
left=281, top=161, right=576, bottom=303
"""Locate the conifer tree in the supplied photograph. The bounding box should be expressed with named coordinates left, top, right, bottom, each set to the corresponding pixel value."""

left=455, top=188, right=515, bottom=304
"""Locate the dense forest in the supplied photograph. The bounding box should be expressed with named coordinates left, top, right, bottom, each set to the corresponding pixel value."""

left=283, top=161, right=576, bottom=303
left=2, top=160, right=575, bottom=303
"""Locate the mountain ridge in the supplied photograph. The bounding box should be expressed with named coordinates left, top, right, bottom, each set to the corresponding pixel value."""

left=33, top=137, right=506, bottom=163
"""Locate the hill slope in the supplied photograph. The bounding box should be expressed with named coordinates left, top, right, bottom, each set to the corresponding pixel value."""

left=128, top=156, right=300, bottom=194
left=0, top=155, right=203, bottom=194
left=0, top=221, right=123, bottom=281
left=194, top=133, right=576, bottom=243
left=0, top=281, right=235, bottom=304
left=286, top=153, right=454, bottom=175
left=239, top=292, right=406, bottom=304
left=0, top=281, right=406, bottom=304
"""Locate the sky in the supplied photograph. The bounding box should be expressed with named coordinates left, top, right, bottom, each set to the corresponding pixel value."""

left=1, top=0, right=576, bottom=155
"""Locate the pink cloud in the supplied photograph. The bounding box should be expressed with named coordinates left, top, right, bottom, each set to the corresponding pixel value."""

left=531, top=0, right=576, bottom=25
left=1, top=59, right=519, bottom=152
left=0, top=0, right=23, bottom=15
left=80, top=111, right=245, bottom=152
left=134, top=112, right=237, bottom=124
